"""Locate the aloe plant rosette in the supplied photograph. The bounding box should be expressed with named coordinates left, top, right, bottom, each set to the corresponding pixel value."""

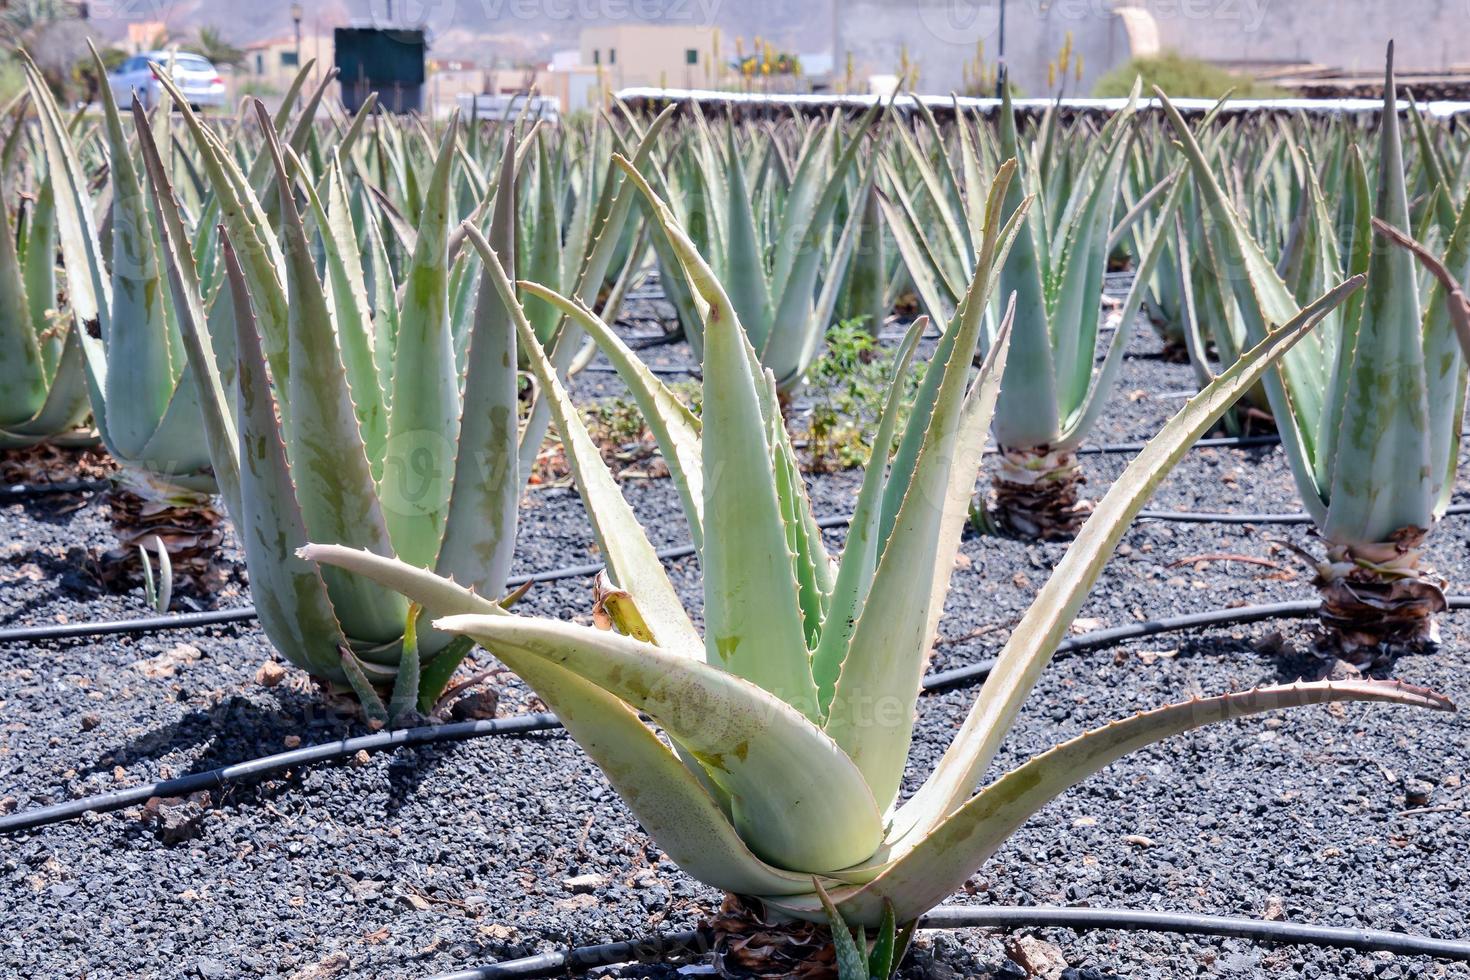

left=1160, top=47, right=1470, bottom=662
left=131, top=91, right=539, bottom=719
left=306, top=154, right=1449, bottom=956
left=883, top=83, right=1184, bottom=538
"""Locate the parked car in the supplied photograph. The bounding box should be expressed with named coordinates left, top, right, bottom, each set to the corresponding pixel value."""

left=108, top=50, right=226, bottom=110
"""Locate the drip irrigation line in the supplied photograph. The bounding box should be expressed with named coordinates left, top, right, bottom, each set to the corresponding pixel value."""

left=1135, top=502, right=1470, bottom=525
left=12, top=594, right=1468, bottom=835
left=425, top=904, right=1470, bottom=979
left=0, top=713, right=562, bottom=834
left=0, top=478, right=110, bottom=500
left=0, top=515, right=848, bottom=645
left=0, top=496, right=1452, bottom=646
left=0, top=431, right=1297, bottom=501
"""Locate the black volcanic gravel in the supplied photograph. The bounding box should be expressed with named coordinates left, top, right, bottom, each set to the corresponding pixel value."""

left=2, top=298, right=1469, bottom=979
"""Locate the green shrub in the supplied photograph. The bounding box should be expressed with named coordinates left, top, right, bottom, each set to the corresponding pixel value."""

left=1092, top=51, right=1285, bottom=99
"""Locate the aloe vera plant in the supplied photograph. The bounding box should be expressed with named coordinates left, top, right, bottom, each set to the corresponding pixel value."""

left=884, top=83, right=1184, bottom=538
left=644, top=105, right=882, bottom=396
left=23, top=49, right=218, bottom=497
left=129, top=89, right=539, bottom=719
left=1160, top=46, right=1470, bottom=663
left=305, top=153, right=1446, bottom=952
left=0, top=93, right=89, bottom=449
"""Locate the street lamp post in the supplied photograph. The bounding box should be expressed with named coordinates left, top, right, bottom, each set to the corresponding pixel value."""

left=290, top=2, right=303, bottom=65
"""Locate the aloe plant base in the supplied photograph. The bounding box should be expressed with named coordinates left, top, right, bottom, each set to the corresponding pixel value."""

left=709, top=893, right=846, bottom=979
left=1313, top=531, right=1447, bottom=668
left=988, top=445, right=1092, bottom=540
left=99, top=484, right=226, bottom=595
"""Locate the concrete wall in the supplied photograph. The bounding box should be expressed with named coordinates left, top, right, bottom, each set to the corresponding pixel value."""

left=1144, top=0, right=1465, bottom=74
left=834, top=0, right=1469, bottom=98
left=835, top=0, right=1133, bottom=97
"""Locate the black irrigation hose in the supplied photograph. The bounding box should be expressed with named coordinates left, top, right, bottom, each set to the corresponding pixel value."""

left=0, top=515, right=850, bottom=646
left=0, top=478, right=111, bottom=499
left=0, top=713, right=562, bottom=834
left=1137, top=502, right=1470, bottom=525
left=11, top=594, right=1469, bottom=835
left=425, top=904, right=1470, bottom=979
left=7, top=495, right=1469, bottom=645
left=0, top=432, right=1295, bottom=501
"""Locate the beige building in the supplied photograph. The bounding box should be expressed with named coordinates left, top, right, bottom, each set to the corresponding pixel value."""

left=241, top=33, right=333, bottom=95
left=579, top=24, right=718, bottom=91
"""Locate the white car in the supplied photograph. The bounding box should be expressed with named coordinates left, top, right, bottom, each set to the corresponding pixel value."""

left=108, top=50, right=226, bottom=110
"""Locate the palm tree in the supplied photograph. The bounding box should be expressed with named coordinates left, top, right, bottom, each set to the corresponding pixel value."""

left=195, top=26, right=244, bottom=67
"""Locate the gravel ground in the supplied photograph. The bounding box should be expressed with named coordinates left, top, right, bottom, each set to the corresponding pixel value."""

left=2, top=302, right=1469, bottom=980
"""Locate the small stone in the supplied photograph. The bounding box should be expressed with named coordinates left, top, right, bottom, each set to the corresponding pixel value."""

left=1263, top=896, right=1286, bottom=921
left=256, top=660, right=287, bottom=687
left=562, top=873, right=607, bottom=894
left=1070, top=816, right=1097, bottom=828
left=140, top=791, right=211, bottom=845
left=283, top=735, right=302, bottom=749
left=1404, top=778, right=1434, bottom=808
left=1124, top=834, right=1156, bottom=848
left=450, top=690, right=501, bottom=721
left=0, top=797, right=15, bottom=815
left=79, top=712, right=101, bottom=732
left=351, top=750, right=371, bottom=767
left=196, top=957, right=229, bottom=979
left=1004, top=934, right=1068, bottom=979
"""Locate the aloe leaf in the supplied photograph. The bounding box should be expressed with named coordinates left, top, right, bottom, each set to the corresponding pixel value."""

left=889, top=274, right=1363, bottom=846
left=519, top=280, right=705, bottom=549
left=1321, top=49, right=1436, bottom=546
left=303, top=542, right=821, bottom=897
left=21, top=55, right=109, bottom=335
left=1373, top=212, right=1470, bottom=513
left=879, top=163, right=1026, bottom=546
left=250, top=102, right=408, bottom=646
left=298, top=156, right=387, bottom=477
left=96, top=50, right=175, bottom=460
left=810, top=315, right=927, bottom=711
left=382, top=115, right=461, bottom=569
left=876, top=165, right=962, bottom=321
left=1049, top=128, right=1132, bottom=418
left=1057, top=168, right=1188, bottom=448
left=132, top=96, right=241, bottom=515
left=435, top=611, right=884, bottom=874
left=0, top=148, right=44, bottom=426
left=523, top=131, right=564, bottom=344
left=23, top=175, right=58, bottom=376
left=723, top=123, right=775, bottom=351
left=991, top=86, right=1059, bottom=451
left=867, top=902, right=900, bottom=979
left=221, top=232, right=351, bottom=681
left=1157, top=87, right=1331, bottom=527
left=613, top=154, right=821, bottom=714
left=435, top=141, right=521, bottom=600
left=816, top=880, right=869, bottom=980
left=155, top=90, right=291, bottom=410
left=0, top=324, right=90, bottom=447
left=781, top=679, right=1452, bottom=926
left=825, top=294, right=1012, bottom=813
left=464, top=223, right=702, bottom=658
left=387, top=605, right=422, bottom=725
